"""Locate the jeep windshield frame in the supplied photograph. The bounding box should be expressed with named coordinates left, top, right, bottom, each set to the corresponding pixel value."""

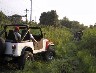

left=29, top=27, right=43, bottom=41
left=4, top=24, right=29, bottom=29
left=29, top=27, right=42, bottom=35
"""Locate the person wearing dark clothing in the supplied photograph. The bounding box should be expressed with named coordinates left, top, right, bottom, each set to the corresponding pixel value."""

left=74, top=30, right=83, bottom=41
left=77, top=30, right=83, bottom=40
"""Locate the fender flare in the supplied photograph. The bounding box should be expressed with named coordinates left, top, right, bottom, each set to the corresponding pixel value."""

left=46, top=41, right=55, bottom=50
left=46, top=45, right=56, bottom=56
left=48, top=42, right=54, bottom=46
left=21, top=46, right=33, bottom=55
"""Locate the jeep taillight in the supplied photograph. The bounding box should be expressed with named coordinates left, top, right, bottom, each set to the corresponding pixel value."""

left=12, top=45, right=16, bottom=49
left=46, top=41, right=49, bottom=49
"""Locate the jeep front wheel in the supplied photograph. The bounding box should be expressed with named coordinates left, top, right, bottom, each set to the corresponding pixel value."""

left=44, top=46, right=55, bottom=61
left=18, top=51, right=34, bottom=70
left=44, top=51, right=54, bottom=61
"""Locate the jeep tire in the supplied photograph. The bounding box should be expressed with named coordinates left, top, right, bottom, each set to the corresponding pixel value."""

left=43, top=46, right=55, bottom=61
left=18, top=51, right=34, bottom=70
left=0, top=37, right=5, bottom=56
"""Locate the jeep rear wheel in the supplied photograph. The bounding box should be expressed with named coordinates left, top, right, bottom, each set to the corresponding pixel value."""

left=18, top=51, right=34, bottom=70
left=0, top=37, right=5, bottom=56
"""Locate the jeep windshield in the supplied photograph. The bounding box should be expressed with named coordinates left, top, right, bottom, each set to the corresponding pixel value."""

left=29, top=27, right=43, bottom=41
left=29, top=27, right=42, bottom=35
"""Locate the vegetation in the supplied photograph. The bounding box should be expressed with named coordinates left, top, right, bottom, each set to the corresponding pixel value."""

left=0, top=25, right=96, bottom=73
left=0, top=11, right=96, bottom=73
left=0, top=11, right=11, bottom=26
left=39, top=10, right=58, bottom=26
left=8, top=14, right=23, bottom=24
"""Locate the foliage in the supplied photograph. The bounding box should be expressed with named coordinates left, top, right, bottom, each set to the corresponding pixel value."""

left=79, top=28, right=96, bottom=56
left=8, top=14, right=23, bottom=24
left=60, top=17, right=72, bottom=28
left=75, top=28, right=96, bottom=73
left=41, top=26, right=73, bottom=58
left=0, top=11, right=96, bottom=73
left=0, top=11, right=10, bottom=26
left=60, top=16, right=87, bottom=33
left=39, top=10, right=58, bottom=26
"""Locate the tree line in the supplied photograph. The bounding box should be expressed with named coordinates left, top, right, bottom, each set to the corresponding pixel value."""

left=0, top=10, right=96, bottom=30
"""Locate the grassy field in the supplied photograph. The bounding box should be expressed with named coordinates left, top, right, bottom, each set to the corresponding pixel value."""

left=0, top=25, right=96, bottom=73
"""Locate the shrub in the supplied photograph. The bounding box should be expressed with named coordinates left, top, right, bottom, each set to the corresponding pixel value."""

left=79, top=28, right=96, bottom=56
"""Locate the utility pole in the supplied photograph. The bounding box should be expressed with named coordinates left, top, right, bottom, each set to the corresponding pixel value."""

left=35, top=16, right=36, bottom=22
left=24, top=9, right=29, bottom=23
left=30, top=0, right=32, bottom=22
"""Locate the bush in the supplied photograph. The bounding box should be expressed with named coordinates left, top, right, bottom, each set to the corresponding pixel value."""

left=79, top=28, right=96, bottom=56
left=42, top=26, right=73, bottom=58
left=1, top=25, right=96, bottom=73
left=76, top=28, right=96, bottom=73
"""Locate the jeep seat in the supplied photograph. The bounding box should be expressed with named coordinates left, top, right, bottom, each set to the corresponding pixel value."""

left=6, top=30, right=16, bottom=42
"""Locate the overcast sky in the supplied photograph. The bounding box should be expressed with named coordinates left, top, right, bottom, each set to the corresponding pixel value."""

left=0, top=0, right=96, bottom=26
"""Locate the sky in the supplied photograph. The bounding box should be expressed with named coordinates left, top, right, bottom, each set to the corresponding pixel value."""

left=0, top=0, right=96, bottom=26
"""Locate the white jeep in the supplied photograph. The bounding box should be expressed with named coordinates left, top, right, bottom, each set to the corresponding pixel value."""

left=0, top=24, right=55, bottom=69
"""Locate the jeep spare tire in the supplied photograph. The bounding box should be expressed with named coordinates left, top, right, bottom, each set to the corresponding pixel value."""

left=0, top=37, right=5, bottom=56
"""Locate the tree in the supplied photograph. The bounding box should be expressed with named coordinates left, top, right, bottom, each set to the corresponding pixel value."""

left=89, top=25, right=94, bottom=29
left=60, top=16, right=86, bottom=29
left=0, top=11, right=10, bottom=25
left=9, top=14, right=22, bottom=24
left=39, top=12, right=47, bottom=25
left=39, top=10, right=58, bottom=26
left=60, top=16, right=72, bottom=28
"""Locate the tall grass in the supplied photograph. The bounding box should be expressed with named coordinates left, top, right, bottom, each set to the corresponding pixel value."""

left=42, top=26, right=73, bottom=58
left=0, top=26, right=96, bottom=73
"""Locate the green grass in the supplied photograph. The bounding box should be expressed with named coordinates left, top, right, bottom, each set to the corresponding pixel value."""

left=0, top=25, right=96, bottom=73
